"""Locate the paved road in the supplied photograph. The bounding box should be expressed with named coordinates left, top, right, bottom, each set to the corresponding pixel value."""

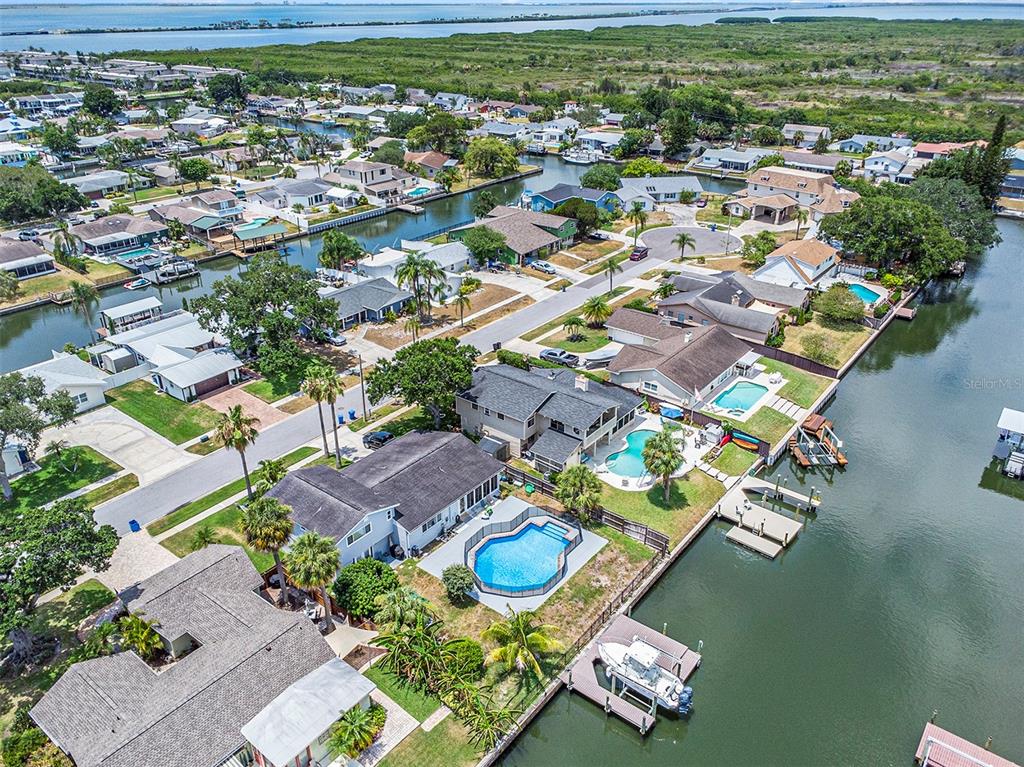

left=640, top=226, right=741, bottom=259
left=95, top=240, right=680, bottom=534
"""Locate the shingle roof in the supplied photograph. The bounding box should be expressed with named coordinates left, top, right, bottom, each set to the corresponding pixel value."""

left=0, top=239, right=46, bottom=264
left=606, top=307, right=679, bottom=341
left=71, top=214, right=167, bottom=242
left=768, top=239, right=838, bottom=267
left=534, top=183, right=612, bottom=205
left=322, top=278, right=413, bottom=320
left=456, top=206, right=570, bottom=257
left=530, top=429, right=581, bottom=464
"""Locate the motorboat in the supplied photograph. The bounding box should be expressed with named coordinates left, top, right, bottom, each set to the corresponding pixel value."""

left=123, top=278, right=152, bottom=290
left=562, top=148, right=600, bottom=165
left=598, top=637, right=693, bottom=715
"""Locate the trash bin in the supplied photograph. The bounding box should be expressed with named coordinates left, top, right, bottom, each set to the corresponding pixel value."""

left=128, top=519, right=141, bottom=533
left=710, top=223, right=717, bottom=232
left=337, top=413, right=344, bottom=425
left=348, top=409, right=356, bottom=421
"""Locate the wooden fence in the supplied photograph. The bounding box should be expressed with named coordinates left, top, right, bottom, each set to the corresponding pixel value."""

left=748, top=342, right=840, bottom=378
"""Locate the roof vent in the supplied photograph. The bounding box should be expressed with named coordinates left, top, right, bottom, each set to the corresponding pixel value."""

left=684, top=331, right=693, bottom=343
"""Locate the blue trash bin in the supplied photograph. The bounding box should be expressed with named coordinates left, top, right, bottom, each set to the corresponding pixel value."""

left=128, top=519, right=141, bottom=533
left=337, top=413, right=344, bottom=425
left=710, top=223, right=717, bottom=232
left=348, top=409, right=356, bottom=421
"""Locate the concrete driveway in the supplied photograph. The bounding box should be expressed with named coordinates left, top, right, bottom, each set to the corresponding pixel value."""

left=641, top=225, right=741, bottom=258
left=42, top=406, right=198, bottom=485
left=201, top=386, right=287, bottom=426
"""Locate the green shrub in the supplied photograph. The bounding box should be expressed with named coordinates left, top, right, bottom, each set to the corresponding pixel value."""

left=2, top=728, right=48, bottom=767
left=441, top=564, right=476, bottom=604
left=873, top=303, right=889, bottom=319
left=332, top=559, right=400, bottom=618
left=445, top=637, right=485, bottom=681
left=368, top=701, right=388, bottom=732
left=622, top=297, right=655, bottom=314
left=496, top=349, right=530, bottom=369
left=890, top=288, right=902, bottom=302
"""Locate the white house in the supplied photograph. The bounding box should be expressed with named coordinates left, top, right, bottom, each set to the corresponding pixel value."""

left=752, top=239, right=840, bottom=289
left=15, top=352, right=113, bottom=413
left=835, top=134, right=912, bottom=153
left=0, top=141, right=39, bottom=167
left=692, top=146, right=775, bottom=172
left=250, top=178, right=333, bottom=210
left=864, top=149, right=911, bottom=181
left=351, top=239, right=472, bottom=297
left=576, top=131, right=624, bottom=153
left=615, top=175, right=704, bottom=210
left=782, top=123, right=831, bottom=148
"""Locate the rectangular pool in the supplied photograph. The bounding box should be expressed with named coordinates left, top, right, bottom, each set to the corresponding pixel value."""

left=848, top=283, right=882, bottom=304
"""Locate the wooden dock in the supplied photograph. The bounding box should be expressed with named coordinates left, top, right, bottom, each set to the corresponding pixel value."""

left=741, top=476, right=822, bottom=511
left=725, top=526, right=783, bottom=558
left=395, top=203, right=425, bottom=214
left=896, top=306, right=918, bottom=321
left=718, top=501, right=803, bottom=546
left=915, top=722, right=1020, bottom=767
left=561, top=614, right=701, bottom=735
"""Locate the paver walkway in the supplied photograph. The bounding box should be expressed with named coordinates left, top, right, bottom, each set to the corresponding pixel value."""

left=359, top=689, right=418, bottom=767
left=201, top=386, right=288, bottom=426
left=420, top=706, right=451, bottom=732
left=764, top=394, right=806, bottom=420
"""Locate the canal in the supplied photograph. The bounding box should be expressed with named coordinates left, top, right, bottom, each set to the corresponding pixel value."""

left=0, top=154, right=741, bottom=372
left=499, top=219, right=1024, bottom=765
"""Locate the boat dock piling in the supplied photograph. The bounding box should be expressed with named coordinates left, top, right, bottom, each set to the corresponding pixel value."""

left=741, top=475, right=822, bottom=512
left=561, top=614, right=702, bottom=735
left=915, top=722, right=1020, bottom=767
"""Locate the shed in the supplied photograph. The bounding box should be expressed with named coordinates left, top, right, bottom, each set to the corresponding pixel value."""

left=479, top=435, right=510, bottom=462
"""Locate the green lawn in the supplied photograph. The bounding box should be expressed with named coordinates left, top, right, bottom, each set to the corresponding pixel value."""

left=106, top=380, right=220, bottom=444
left=581, top=253, right=627, bottom=276
left=710, top=443, right=758, bottom=476
left=757, top=357, right=834, bottom=408
left=600, top=470, right=725, bottom=544
left=346, top=403, right=404, bottom=432
left=782, top=316, right=870, bottom=369
left=80, top=473, right=140, bottom=507
left=160, top=503, right=274, bottom=569
left=521, top=286, right=630, bottom=341
left=741, top=408, right=796, bottom=446
left=547, top=326, right=611, bottom=353
left=378, top=717, right=479, bottom=767
left=364, top=665, right=441, bottom=722
left=244, top=372, right=305, bottom=403
left=2, top=447, right=121, bottom=515
left=146, top=446, right=318, bottom=535
left=111, top=185, right=181, bottom=204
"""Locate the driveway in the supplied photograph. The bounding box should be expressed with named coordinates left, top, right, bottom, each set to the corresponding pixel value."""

left=42, top=406, right=197, bottom=484
left=641, top=225, right=741, bottom=258
left=201, top=386, right=287, bottom=426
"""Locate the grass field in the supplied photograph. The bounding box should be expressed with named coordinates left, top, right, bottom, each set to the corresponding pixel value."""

left=80, top=473, right=140, bottom=507
left=711, top=443, right=758, bottom=476
left=160, top=503, right=274, bottom=569
left=564, top=238, right=622, bottom=261
left=600, top=470, right=725, bottom=544
left=782, top=316, right=871, bottom=369
left=546, top=326, right=611, bottom=353
left=378, top=717, right=479, bottom=767
left=758, top=357, right=834, bottom=407
left=0, top=267, right=89, bottom=309
left=106, top=380, right=220, bottom=444
left=2, top=447, right=121, bottom=515
left=741, top=407, right=797, bottom=446
left=364, top=666, right=441, bottom=722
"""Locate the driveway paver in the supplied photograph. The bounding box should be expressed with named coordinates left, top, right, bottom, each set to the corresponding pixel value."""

left=201, top=385, right=287, bottom=426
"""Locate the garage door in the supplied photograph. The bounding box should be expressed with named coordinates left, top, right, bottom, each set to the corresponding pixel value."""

left=193, top=372, right=229, bottom=396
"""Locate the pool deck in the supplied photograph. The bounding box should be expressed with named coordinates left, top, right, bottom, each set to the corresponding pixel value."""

left=419, top=496, right=606, bottom=612
left=593, top=414, right=706, bottom=492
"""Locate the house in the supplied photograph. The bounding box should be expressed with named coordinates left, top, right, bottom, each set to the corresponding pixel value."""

left=602, top=112, right=626, bottom=127
left=14, top=352, right=113, bottom=413
left=782, top=123, right=831, bottom=148
left=734, top=167, right=859, bottom=222
left=1008, top=147, right=1024, bottom=172
left=99, top=295, right=163, bottom=333
left=208, top=145, right=260, bottom=173
left=151, top=347, right=243, bottom=402
left=895, top=155, right=931, bottom=185
left=319, top=278, right=413, bottom=328
left=149, top=203, right=232, bottom=240
left=532, top=117, right=580, bottom=147
left=745, top=166, right=838, bottom=206
left=66, top=169, right=141, bottom=199
left=508, top=104, right=544, bottom=119
left=170, top=114, right=230, bottom=138
left=0, top=239, right=55, bottom=280
left=476, top=121, right=537, bottom=143
left=752, top=239, right=840, bottom=288
left=0, top=141, right=39, bottom=166
left=456, top=364, right=642, bottom=473
left=835, top=134, right=912, bottom=153
left=348, top=240, right=471, bottom=298
left=71, top=214, right=168, bottom=257
left=251, top=178, right=332, bottom=210
left=615, top=175, right=704, bottom=210
left=31, top=546, right=374, bottom=767
left=912, top=140, right=983, bottom=160
left=268, top=431, right=503, bottom=561
left=779, top=150, right=850, bottom=174
left=333, top=159, right=394, bottom=190
left=432, top=92, right=470, bottom=111
left=864, top=149, right=911, bottom=181
left=190, top=189, right=244, bottom=221
left=403, top=150, right=456, bottom=179
left=449, top=206, right=577, bottom=264
left=1000, top=174, right=1024, bottom=200
left=995, top=408, right=1024, bottom=452
left=606, top=309, right=757, bottom=408
left=531, top=183, right=620, bottom=213
left=0, top=116, right=41, bottom=141
left=576, top=131, right=624, bottom=154
left=692, top=146, right=775, bottom=172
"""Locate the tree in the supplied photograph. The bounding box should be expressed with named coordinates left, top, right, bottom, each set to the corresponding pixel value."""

left=600, top=256, right=623, bottom=293
left=41, top=123, right=78, bottom=159
left=814, top=283, right=866, bottom=324
left=319, top=229, right=363, bottom=270
left=739, top=230, right=777, bottom=267
left=328, top=703, right=385, bottom=758
left=626, top=201, right=647, bottom=247
left=332, top=558, right=399, bottom=618
left=792, top=130, right=805, bottom=147
left=286, top=531, right=340, bottom=633
left=642, top=429, right=683, bottom=502
left=793, top=207, right=809, bottom=239
left=620, top=157, right=666, bottom=178
left=190, top=524, right=215, bottom=551
left=581, top=294, right=612, bottom=326
left=435, top=166, right=462, bottom=192
left=562, top=315, right=585, bottom=340
left=207, top=73, right=247, bottom=105
left=753, top=125, right=784, bottom=146
left=82, top=84, right=120, bottom=117
left=754, top=153, right=785, bottom=169
left=374, top=586, right=433, bottom=631
left=0, top=271, right=19, bottom=303
left=0, top=165, right=85, bottom=223
left=614, top=129, right=654, bottom=159
left=450, top=292, right=472, bottom=327
left=302, top=363, right=335, bottom=459
left=385, top=110, right=428, bottom=138
left=437, top=562, right=475, bottom=604
left=241, top=496, right=294, bottom=606
left=812, top=134, right=829, bottom=154
left=117, top=614, right=163, bottom=661
left=316, top=366, right=346, bottom=468
left=370, top=139, right=406, bottom=167
left=800, top=331, right=838, bottom=366
left=671, top=230, right=697, bottom=260
left=0, top=498, right=117, bottom=670
left=395, top=251, right=446, bottom=318
left=0, top=373, right=76, bottom=500
left=403, top=315, right=421, bottom=341
left=482, top=609, right=564, bottom=680
left=51, top=220, right=83, bottom=264
left=904, top=177, right=999, bottom=256
left=178, top=157, right=212, bottom=190
left=460, top=224, right=507, bottom=266
left=580, top=163, right=620, bottom=191
left=366, top=338, right=478, bottom=429
left=554, top=464, right=602, bottom=521
left=405, top=112, right=467, bottom=155
left=834, top=159, right=853, bottom=179
left=551, top=198, right=599, bottom=239
left=255, top=457, right=288, bottom=495
left=658, top=107, right=695, bottom=156
left=471, top=189, right=499, bottom=220
left=215, top=405, right=260, bottom=500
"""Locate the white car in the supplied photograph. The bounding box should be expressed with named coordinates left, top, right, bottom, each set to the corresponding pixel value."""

left=531, top=260, right=556, bottom=275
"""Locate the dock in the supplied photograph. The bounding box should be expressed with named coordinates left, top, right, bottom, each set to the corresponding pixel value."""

left=395, top=203, right=424, bottom=214
left=896, top=306, right=918, bottom=321
left=718, top=500, right=802, bottom=546
left=789, top=414, right=847, bottom=468
left=725, top=526, right=783, bottom=558
left=915, top=722, right=1020, bottom=767
left=561, top=614, right=701, bottom=735
left=741, top=475, right=822, bottom=511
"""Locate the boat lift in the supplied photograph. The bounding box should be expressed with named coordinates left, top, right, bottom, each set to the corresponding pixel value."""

left=789, top=414, right=847, bottom=467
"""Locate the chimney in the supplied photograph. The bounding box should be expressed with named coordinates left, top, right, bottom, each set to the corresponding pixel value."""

left=575, top=374, right=589, bottom=392
left=731, top=291, right=741, bottom=306
left=684, top=331, right=693, bottom=344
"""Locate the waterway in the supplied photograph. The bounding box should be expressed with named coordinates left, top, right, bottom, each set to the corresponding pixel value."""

left=1, top=2, right=1019, bottom=52
left=500, top=218, right=1024, bottom=765
left=0, top=153, right=741, bottom=372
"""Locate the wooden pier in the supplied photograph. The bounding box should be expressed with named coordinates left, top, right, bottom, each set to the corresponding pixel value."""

left=896, top=306, right=918, bottom=321
left=561, top=614, right=701, bottom=735
left=741, top=476, right=822, bottom=511
left=915, top=722, right=1020, bottom=767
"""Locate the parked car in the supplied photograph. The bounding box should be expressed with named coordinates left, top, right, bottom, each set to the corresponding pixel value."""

left=696, top=198, right=708, bottom=208
left=629, top=246, right=649, bottom=261
left=539, top=348, right=580, bottom=367
left=325, top=331, right=347, bottom=347
left=531, top=260, right=556, bottom=275
left=591, top=231, right=610, bottom=240
left=488, top=262, right=507, bottom=273
left=17, top=229, right=38, bottom=240
left=362, top=431, right=395, bottom=450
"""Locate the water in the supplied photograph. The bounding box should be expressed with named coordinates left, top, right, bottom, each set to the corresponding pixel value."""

left=605, top=429, right=657, bottom=479
left=474, top=521, right=571, bottom=592
left=848, top=282, right=883, bottom=303
left=0, top=153, right=742, bottom=372
left=500, top=219, right=1024, bottom=765
left=1, top=3, right=1019, bottom=52
left=711, top=380, right=768, bottom=412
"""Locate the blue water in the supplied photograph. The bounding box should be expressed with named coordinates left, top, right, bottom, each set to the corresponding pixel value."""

left=235, top=217, right=270, bottom=231
left=605, top=429, right=657, bottom=478
left=474, top=521, right=570, bottom=592
left=848, top=283, right=882, bottom=303
left=713, top=381, right=768, bottom=412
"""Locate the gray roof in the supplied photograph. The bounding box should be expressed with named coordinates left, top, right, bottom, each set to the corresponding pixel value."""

left=323, top=278, right=413, bottom=321
left=0, top=238, right=47, bottom=264
left=270, top=431, right=503, bottom=535
left=31, top=546, right=334, bottom=767
left=530, top=428, right=581, bottom=464
left=155, top=347, right=242, bottom=389
left=100, top=296, right=162, bottom=321
left=728, top=273, right=808, bottom=307
left=17, top=352, right=110, bottom=390
left=535, top=183, right=614, bottom=205
left=276, top=178, right=333, bottom=197
left=617, top=175, right=703, bottom=195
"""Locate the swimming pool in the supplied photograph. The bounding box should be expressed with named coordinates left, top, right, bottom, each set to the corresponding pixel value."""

left=407, top=187, right=431, bottom=197
left=847, top=283, right=883, bottom=304
left=605, top=429, right=657, bottom=478
left=473, top=522, right=571, bottom=593
left=114, top=247, right=161, bottom=262
left=713, top=381, right=768, bottom=413
left=235, top=217, right=270, bottom=232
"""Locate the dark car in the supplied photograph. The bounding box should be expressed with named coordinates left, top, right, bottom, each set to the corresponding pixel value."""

left=362, top=431, right=395, bottom=450
left=629, top=246, right=650, bottom=262
left=539, top=348, right=580, bottom=367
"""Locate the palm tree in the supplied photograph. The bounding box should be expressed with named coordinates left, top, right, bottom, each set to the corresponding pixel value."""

left=404, top=315, right=421, bottom=341
left=463, top=696, right=519, bottom=751
left=215, top=405, right=260, bottom=500
left=671, top=231, right=697, bottom=260
left=655, top=283, right=675, bottom=300
left=255, top=457, right=287, bottom=494
left=642, top=428, right=684, bottom=503
left=794, top=207, right=809, bottom=239
left=553, top=464, right=601, bottom=521
left=44, top=439, right=75, bottom=472
left=328, top=704, right=378, bottom=758
left=301, top=364, right=334, bottom=459
left=562, top=315, right=585, bottom=340
left=482, top=609, right=564, bottom=680
left=793, top=129, right=805, bottom=147
left=317, top=367, right=346, bottom=469
left=600, top=256, right=623, bottom=293
left=373, top=618, right=446, bottom=688
left=190, top=525, right=216, bottom=551
left=241, top=496, right=294, bottom=606
left=124, top=167, right=139, bottom=203
left=373, top=586, right=433, bottom=632
left=627, top=201, right=648, bottom=247
left=395, top=251, right=428, bottom=317
left=69, top=282, right=98, bottom=327
left=51, top=220, right=82, bottom=264
left=118, top=614, right=163, bottom=661
left=451, top=292, right=472, bottom=327
left=285, top=531, right=340, bottom=634
left=0, top=271, right=19, bottom=303
left=581, top=294, right=611, bottom=327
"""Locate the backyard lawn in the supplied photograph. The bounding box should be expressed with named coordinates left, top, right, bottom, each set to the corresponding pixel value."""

left=83, top=260, right=133, bottom=282
left=758, top=357, right=834, bottom=408
left=364, top=665, right=441, bottom=723
left=378, top=718, right=479, bottom=767
left=741, top=408, right=796, bottom=446
left=600, top=470, right=725, bottom=544
left=395, top=560, right=498, bottom=641
left=782, top=316, right=871, bottom=369
left=160, top=503, right=275, bottom=569
left=1, top=447, right=121, bottom=514
left=106, top=380, right=220, bottom=444
left=0, top=267, right=88, bottom=309
left=710, top=443, right=758, bottom=476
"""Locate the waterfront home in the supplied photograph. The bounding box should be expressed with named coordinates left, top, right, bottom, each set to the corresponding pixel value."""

left=912, top=140, right=984, bottom=160
left=208, top=145, right=260, bottom=173
left=99, top=296, right=163, bottom=333
left=268, top=431, right=503, bottom=561
left=996, top=408, right=1024, bottom=451
left=475, top=121, right=538, bottom=143
left=1000, top=174, right=1024, bottom=200
left=332, top=159, right=393, bottom=189
left=834, top=134, right=912, bottom=153
left=752, top=239, right=841, bottom=289
left=191, top=189, right=244, bottom=222
left=895, top=156, right=932, bottom=185
left=692, top=146, right=775, bottom=172
left=111, top=126, right=170, bottom=148
left=615, top=175, right=704, bottom=210
left=450, top=206, right=577, bottom=265
left=0, top=115, right=41, bottom=141
left=149, top=203, right=232, bottom=241
left=0, top=141, right=39, bottom=167
left=779, top=150, right=850, bottom=175
left=32, top=545, right=375, bottom=767
left=319, top=278, right=414, bottom=328
left=170, top=114, right=231, bottom=138
left=70, top=214, right=168, bottom=257
left=532, top=117, right=581, bottom=147
left=12, top=92, right=81, bottom=117
left=348, top=239, right=472, bottom=298
left=864, top=149, right=911, bottom=181
left=250, top=178, right=333, bottom=211
left=456, top=364, right=641, bottom=473
left=13, top=352, right=113, bottom=413
left=0, top=239, right=55, bottom=280
left=782, top=123, right=831, bottom=148
left=576, top=131, right=624, bottom=154
left=606, top=309, right=756, bottom=408
left=731, top=167, right=859, bottom=223
left=531, top=183, right=621, bottom=212
left=1008, top=147, right=1024, bottom=172
left=404, top=149, right=456, bottom=179
left=66, top=169, right=147, bottom=199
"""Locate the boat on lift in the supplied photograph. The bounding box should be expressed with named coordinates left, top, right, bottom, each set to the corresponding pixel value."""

left=562, top=148, right=600, bottom=165
left=123, top=278, right=152, bottom=290
left=598, top=637, right=694, bottom=715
